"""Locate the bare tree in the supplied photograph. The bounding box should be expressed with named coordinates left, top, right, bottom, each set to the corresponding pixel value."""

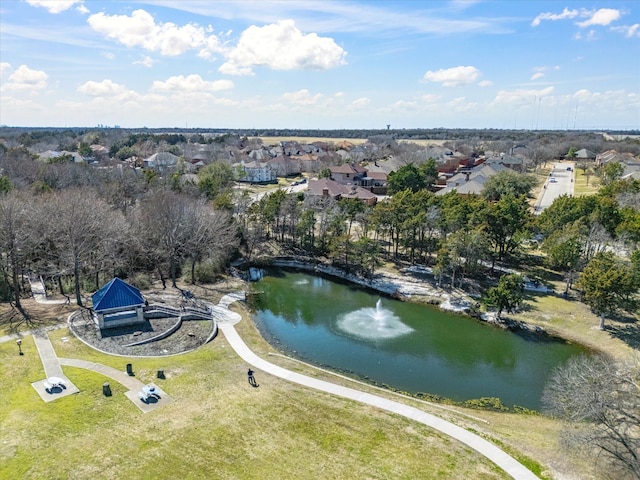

left=0, top=191, right=33, bottom=319
left=184, top=201, right=238, bottom=284
left=138, top=189, right=238, bottom=287
left=543, top=355, right=640, bottom=479
left=36, top=189, right=124, bottom=306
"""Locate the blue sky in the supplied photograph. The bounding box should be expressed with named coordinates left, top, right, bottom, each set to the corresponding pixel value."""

left=1, top=0, right=639, bottom=130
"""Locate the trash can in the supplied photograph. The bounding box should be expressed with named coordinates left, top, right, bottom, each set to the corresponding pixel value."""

left=103, top=382, right=112, bottom=397
left=126, top=363, right=134, bottom=376
left=157, top=369, right=165, bottom=379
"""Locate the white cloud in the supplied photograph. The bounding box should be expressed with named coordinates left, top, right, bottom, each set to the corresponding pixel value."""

left=447, top=97, right=478, bottom=112
left=78, top=79, right=128, bottom=97
left=531, top=8, right=579, bottom=27
left=575, top=29, right=597, bottom=41
left=388, top=100, right=419, bottom=111
left=533, top=7, right=623, bottom=29
left=531, top=66, right=547, bottom=80
left=25, top=0, right=84, bottom=14
left=151, top=75, right=233, bottom=93
left=422, top=66, right=480, bottom=87
left=478, top=80, right=493, bottom=87
left=419, top=94, right=440, bottom=103
left=3, top=65, right=48, bottom=91
left=219, top=20, right=347, bottom=76
left=611, top=24, right=640, bottom=38
left=577, top=8, right=621, bottom=28
left=0, top=62, right=12, bottom=78
left=493, top=86, right=555, bottom=105
left=101, top=52, right=115, bottom=60
left=87, top=9, right=221, bottom=57
left=281, top=89, right=325, bottom=106
left=351, top=97, right=370, bottom=108
left=133, top=56, right=156, bottom=68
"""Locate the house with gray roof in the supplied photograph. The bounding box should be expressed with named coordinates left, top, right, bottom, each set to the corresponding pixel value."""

left=267, top=154, right=301, bottom=177
left=575, top=148, right=596, bottom=160
left=436, top=164, right=503, bottom=196
left=143, top=152, right=180, bottom=172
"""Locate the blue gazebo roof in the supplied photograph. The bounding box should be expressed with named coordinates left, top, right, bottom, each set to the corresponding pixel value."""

left=92, top=278, right=145, bottom=312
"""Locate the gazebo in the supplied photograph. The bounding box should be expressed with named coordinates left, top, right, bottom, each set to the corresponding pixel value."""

left=92, top=278, right=146, bottom=329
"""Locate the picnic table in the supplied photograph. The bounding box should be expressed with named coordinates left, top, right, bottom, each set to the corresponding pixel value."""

left=139, top=384, right=160, bottom=403
left=44, top=376, right=66, bottom=393
left=142, top=385, right=157, bottom=396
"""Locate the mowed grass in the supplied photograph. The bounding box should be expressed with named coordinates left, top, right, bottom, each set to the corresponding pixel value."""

left=3, top=303, right=512, bottom=480
left=3, top=279, right=631, bottom=479
left=572, top=169, right=599, bottom=196
left=511, top=288, right=639, bottom=360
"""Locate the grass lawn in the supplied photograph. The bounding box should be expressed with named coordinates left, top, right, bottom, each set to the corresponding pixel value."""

left=2, top=274, right=632, bottom=480
left=572, top=169, right=599, bottom=196
left=2, top=298, right=513, bottom=480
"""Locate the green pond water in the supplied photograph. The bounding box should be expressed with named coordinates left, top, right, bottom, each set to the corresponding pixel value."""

left=251, top=269, right=590, bottom=410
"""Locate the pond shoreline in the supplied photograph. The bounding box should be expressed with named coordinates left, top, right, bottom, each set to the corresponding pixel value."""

left=246, top=262, right=589, bottom=411
left=247, top=257, right=566, bottom=344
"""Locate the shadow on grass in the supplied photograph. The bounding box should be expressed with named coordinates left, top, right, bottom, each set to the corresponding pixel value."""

left=606, top=321, right=640, bottom=350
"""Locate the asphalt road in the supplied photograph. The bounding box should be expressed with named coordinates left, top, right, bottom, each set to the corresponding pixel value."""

left=534, top=162, right=575, bottom=215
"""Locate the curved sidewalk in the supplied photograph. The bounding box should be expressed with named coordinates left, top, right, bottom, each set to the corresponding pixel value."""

left=217, top=294, right=538, bottom=480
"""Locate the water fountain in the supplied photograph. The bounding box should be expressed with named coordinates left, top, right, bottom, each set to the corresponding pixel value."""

left=336, top=298, right=413, bottom=341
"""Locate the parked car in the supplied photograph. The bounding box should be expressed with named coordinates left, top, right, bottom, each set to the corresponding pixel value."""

left=566, top=167, right=572, bottom=171
left=549, top=177, right=557, bottom=183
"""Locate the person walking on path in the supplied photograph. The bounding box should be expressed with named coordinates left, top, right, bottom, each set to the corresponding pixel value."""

left=247, top=368, right=259, bottom=387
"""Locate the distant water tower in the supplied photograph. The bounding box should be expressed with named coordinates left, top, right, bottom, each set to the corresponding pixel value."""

left=386, top=124, right=391, bottom=130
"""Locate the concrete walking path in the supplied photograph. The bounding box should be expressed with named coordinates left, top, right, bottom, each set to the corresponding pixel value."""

left=31, top=329, right=80, bottom=402
left=217, top=293, right=539, bottom=480
left=30, top=328, right=171, bottom=412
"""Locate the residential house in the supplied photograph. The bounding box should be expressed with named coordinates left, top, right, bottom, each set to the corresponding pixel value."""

left=37, top=150, right=84, bottom=163
left=595, top=149, right=638, bottom=167
left=596, top=149, right=640, bottom=177
left=92, top=277, right=146, bottom=329
left=143, top=152, right=180, bottom=172
left=436, top=164, right=504, bottom=196
left=280, top=141, right=304, bottom=156
left=330, top=163, right=368, bottom=185
left=90, top=144, right=110, bottom=162
left=233, top=160, right=277, bottom=183
left=267, top=154, right=301, bottom=177
left=484, top=154, right=524, bottom=170
left=359, top=171, right=388, bottom=194
left=307, top=178, right=378, bottom=205
left=294, top=152, right=327, bottom=173
left=574, top=148, right=596, bottom=160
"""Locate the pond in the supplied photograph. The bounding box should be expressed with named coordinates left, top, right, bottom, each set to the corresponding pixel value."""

left=251, top=269, right=590, bottom=410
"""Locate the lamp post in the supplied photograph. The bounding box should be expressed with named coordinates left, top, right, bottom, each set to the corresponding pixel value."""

left=16, top=339, right=23, bottom=355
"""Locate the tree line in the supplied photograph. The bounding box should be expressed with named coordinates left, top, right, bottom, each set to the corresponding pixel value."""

left=1, top=143, right=639, bottom=328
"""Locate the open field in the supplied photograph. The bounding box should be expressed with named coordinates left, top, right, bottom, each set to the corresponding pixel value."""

left=2, top=274, right=635, bottom=479
left=257, top=136, right=449, bottom=147
left=258, top=136, right=368, bottom=146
